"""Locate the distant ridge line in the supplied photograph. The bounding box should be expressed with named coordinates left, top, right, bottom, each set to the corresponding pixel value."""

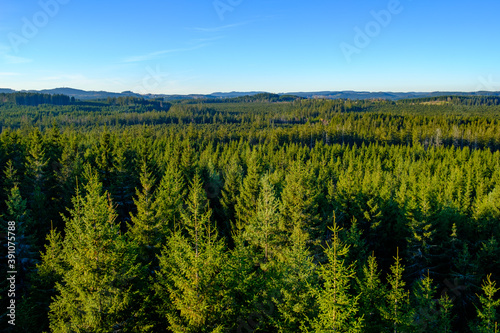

left=1, top=87, right=500, bottom=101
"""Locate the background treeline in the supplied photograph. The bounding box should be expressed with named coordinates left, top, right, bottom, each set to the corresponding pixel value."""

left=0, top=93, right=75, bottom=106
left=0, top=93, right=499, bottom=332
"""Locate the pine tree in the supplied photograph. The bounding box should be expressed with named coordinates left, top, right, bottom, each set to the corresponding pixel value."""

left=411, top=272, right=453, bottom=332
left=279, top=161, right=319, bottom=250
left=356, top=253, right=385, bottom=333
left=111, top=139, right=136, bottom=221
left=234, top=151, right=261, bottom=233
left=382, top=248, right=413, bottom=333
left=180, top=138, right=197, bottom=182
left=219, top=157, right=243, bottom=240
left=311, top=220, right=364, bottom=332
left=48, top=166, right=143, bottom=332
left=18, top=227, right=66, bottom=333
left=273, top=236, right=317, bottom=332
left=405, top=181, right=438, bottom=278
left=155, top=162, right=185, bottom=233
left=128, top=162, right=161, bottom=266
left=1, top=185, right=38, bottom=331
left=4, top=185, right=37, bottom=275
left=244, top=173, right=280, bottom=262
left=155, top=173, right=227, bottom=332
left=218, top=234, right=268, bottom=332
left=25, top=128, right=49, bottom=243
left=471, top=274, right=500, bottom=333
left=437, top=292, right=454, bottom=333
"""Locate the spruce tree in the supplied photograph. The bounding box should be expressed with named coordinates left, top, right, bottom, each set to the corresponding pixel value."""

left=219, top=157, right=243, bottom=240
left=154, top=162, right=185, bottom=233
left=48, top=166, right=143, bottom=332
left=244, top=173, right=280, bottom=262
left=155, top=173, right=227, bottom=332
left=382, top=248, right=413, bottom=333
left=411, top=272, right=453, bottom=332
left=234, top=150, right=261, bottom=232
left=128, top=162, right=160, bottom=266
left=311, top=220, right=364, bottom=332
left=471, top=274, right=500, bottom=333
left=356, top=253, right=385, bottom=333
left=279, top=161, right=319, bottom=248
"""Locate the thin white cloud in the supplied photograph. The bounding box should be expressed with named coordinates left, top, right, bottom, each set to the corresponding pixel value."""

left=0, top=72, right=21, bottom=76
left=189, top=36, right=225, bottom=44
left=1, top=54, right=33, bottom=64
left=0, top=43, right=33, bottom=64
left=41, top=74, right=87, bottom=81
left=123, top=44, right=208, bottom=63
left=190, top=21, right=251, bottom=33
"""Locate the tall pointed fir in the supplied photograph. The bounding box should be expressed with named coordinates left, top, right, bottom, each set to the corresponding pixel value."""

left=3, top=184, right=37, bottom=277
left=272, top=226, right=318, bottom=333
left=155, top=173, right=227, bottom=333
left=411, top=272, right=454, bottom=333
left=19, top=226, right=66, bottom=333
left=1, top=184, right=37, bottom=330
left=111, top=139, right=136, bottom=221
left=471, top=274, right=500, bottom=333
left=48, top=166, right=143, bottom=332
left=356, top=253, right=385, bottom=333
left=234, top=150, right=261, bottom=233
left=279, top=161, right=319, bottom=251
left=127, top=162, right=161, bottom=267
left=154, top=162, right=186, bottom=234
left=382, top=248, right=413, bottom=333
left=219, top=157, right=243, bottom=244
left=24, top=128, right=49, bottom=244
left=243, top=173, right=280, bottom=263
left=311, top=219, right=364, bottom=332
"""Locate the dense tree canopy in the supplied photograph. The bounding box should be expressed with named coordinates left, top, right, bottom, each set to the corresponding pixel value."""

left=1, top=92, right=499, bottom=332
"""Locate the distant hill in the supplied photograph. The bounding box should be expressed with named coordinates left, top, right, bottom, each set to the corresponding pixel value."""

left=0, top=88, right=16, bottom=94
left=287, top=91, right=500, bottom=100
left=3, top=87, right=500, bottom=101
left=27, top=88, right=142, bottom=100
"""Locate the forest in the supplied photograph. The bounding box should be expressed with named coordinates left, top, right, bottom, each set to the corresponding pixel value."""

left=0, top=92, right=500, bottom=332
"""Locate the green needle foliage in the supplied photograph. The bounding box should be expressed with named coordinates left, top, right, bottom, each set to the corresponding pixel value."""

left=48, top=166, right=143, bottom=332
left=155, top=173, right=228, bottom=333
left=382, top=248, right=413, bottom=333
left=311, top=219, right=364, bottom=332
left=1, top=93, right=500, bottom=331
left=356, top=252, right=385, bottom=333
left=472, top=274, right=500, bottom=333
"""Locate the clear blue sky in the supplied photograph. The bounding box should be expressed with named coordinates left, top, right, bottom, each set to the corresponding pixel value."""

left=1, top=0, right=499, bottom=94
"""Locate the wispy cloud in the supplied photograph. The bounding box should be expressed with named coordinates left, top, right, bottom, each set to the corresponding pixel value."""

left=0, top=43, right=33, bottom=64
left=0, top=72, right=21, bottom=76
left=41, top=74, right=87, bottom=81
left=122, top=44, right=208, bottom=63
left=1, top=54, right=33, bottom=64
left=190, top=21, right=251, bottom=33
left=189, top=36, right=225, bottom=44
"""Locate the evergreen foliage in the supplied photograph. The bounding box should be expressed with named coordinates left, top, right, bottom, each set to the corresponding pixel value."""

left=0, top=93, right=499, bottom=331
